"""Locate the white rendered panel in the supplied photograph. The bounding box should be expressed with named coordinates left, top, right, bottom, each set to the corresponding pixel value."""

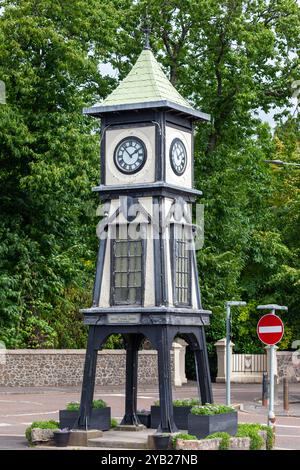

left=165, top=126, right=192, bottom=187
left=106, top=126, right=155, bottom=185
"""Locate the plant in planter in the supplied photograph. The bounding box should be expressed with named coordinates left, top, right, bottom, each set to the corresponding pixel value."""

left=151, top=398, right=201, bottom=429
left=188, top=404, right=237, bottom=439
left=152, top=433, right=172, bottom=450
left=53, top=428, right=70, bottom=447
left=59, top=399, right=111, bottom=431
left=25, top=420, right=59, bottom=447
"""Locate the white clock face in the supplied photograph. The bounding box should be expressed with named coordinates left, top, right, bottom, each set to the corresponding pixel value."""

left=170, top=138, right=187, bottom=175
left=114, top=137, right=147, bottom=174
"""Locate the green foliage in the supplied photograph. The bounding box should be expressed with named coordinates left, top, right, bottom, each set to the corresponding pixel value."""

left=173, top=398, right=201, bottom=407
left=237, top=423, right=265, bottom=450
left=172, top=433, right=197, bottom=448
left=205, top=424, right=274, bottom=450
left=65, top=399, right=107, bottom=411
left=154, top=398, right=201, bottom=407
left=110, top=418, right=118, bottom=428
left=103, top=334, right=123, bottom=349
left=25, top=420, right=59, bottom=446
left=92, top=399, right=107, bottom=409
left=0, top=0, right=120, bottom=348
left=191, top=404, right=236, bottom=416
left=206, top=432, right=231, bottom=450
left=66, top=402, right=80, bottom=411
left=259, top=425, right=275, bottom=450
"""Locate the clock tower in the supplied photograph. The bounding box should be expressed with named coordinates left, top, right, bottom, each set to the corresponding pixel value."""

left=77, top=43, right=213, bottom=433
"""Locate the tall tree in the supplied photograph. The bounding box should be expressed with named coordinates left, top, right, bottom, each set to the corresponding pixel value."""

left=0, top=0, right=121, bottom=347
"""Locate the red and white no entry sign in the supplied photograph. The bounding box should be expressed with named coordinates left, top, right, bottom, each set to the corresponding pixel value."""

left=257, top=313, right=284, bottom=345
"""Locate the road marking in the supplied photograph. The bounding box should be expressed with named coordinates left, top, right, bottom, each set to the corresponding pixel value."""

left=0, top=400, right=42, bottom=405
left=274, top=447, right=293, bottom=450
left=95, top=394, right=154, bottom=399
left=0, top=434, right=24, bottom=437
left=276, top=424, right=300, bottom=429
left=0, top=423, right=11, bottom=427
left=276, top=434, right=300, bottom=437
left=96, top=394, right=125, bottom=397
left=0, top=410, right=58, bottom=418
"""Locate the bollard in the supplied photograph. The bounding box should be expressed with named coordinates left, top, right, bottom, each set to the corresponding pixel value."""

left=283, top=377, right=289, bottom=411
left=262, top=372, right=269, bottom=407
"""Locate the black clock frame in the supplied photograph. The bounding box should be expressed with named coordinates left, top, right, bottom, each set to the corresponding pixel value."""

left=114, top=136, right=147, bottom=175
left=170, top=137, right=187, bottom=176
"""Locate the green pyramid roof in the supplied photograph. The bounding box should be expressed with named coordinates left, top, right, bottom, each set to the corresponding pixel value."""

left=84, top=49, right=210, bottom=121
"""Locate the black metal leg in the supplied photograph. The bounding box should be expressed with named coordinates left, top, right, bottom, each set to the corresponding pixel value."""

left=194, top=328, right=213, bottom=404
left=76, top=327, right=98, bottom=429
left=121, top=334, right=143, bottom=426
left=157, top=328, right=178, bottom=433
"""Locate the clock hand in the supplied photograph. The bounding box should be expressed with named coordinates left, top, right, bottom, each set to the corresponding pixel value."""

left=130, top=148, right=141, bottom=158
left=123, top=148, right=132, bottom=158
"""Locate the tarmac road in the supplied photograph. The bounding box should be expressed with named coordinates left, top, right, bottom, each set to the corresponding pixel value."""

left=0, top=382, right=299, bottom=450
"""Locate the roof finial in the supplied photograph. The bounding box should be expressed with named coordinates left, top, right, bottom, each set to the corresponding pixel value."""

left=142, top=10, right=151, bottom=50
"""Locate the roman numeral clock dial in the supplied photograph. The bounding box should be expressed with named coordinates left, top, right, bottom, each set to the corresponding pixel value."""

left=170, top=138, right=187, bottom=176
left=114, top=137, right=147, bottom=174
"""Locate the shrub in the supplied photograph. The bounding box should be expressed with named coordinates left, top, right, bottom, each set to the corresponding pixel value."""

left=206, top=432, right=231, bottom=450
left=92, top=399, right=107, bottom=409
left=259, top=424, right=274, bottom=450
left=172, top=433, right=197, bottom=448
left=173, top=398, right=201, bottom=407
left=191, top=404, right=236, bottom=415
left=25, top=420, right=59, bottom=446
left=66, top=401, right=80, bottom=411
left=236, top=423, right=265, bottom=450
left=65, top=399, right=107, bottom=411
left=110, top=418, right=118, bottom=428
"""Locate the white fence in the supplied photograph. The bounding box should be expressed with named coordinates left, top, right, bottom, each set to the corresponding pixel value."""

left=232, top=354, right=267, bottom=373
left=215, top=338, right=267, bottom=383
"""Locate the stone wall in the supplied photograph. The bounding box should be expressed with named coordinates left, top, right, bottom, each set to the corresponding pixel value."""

left=0, top=349, right=174, bottom=387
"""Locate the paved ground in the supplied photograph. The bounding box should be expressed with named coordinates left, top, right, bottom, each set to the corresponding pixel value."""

left=0, top=382, right=299, bottom=450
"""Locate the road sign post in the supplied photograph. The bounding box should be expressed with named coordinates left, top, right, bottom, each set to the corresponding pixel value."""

left=257, top=304, right=287, bottom=426
left=225, top=301, right=247, bottom=406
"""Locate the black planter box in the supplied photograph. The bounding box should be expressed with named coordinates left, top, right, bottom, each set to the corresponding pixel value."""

left=150, top=406, right=192, bottom=430
left=188, top=411, right=238, bottom=439
left=59, top=407, right=111, bottom=431
left=152, top=434, right=172, bottom=450
left=53, top=430, right=70, bottom=447
left=137, top=412, right=151, bottom=428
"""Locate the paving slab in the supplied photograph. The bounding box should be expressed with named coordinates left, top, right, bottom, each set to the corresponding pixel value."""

left=88, top=429, right=156, bottom=449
